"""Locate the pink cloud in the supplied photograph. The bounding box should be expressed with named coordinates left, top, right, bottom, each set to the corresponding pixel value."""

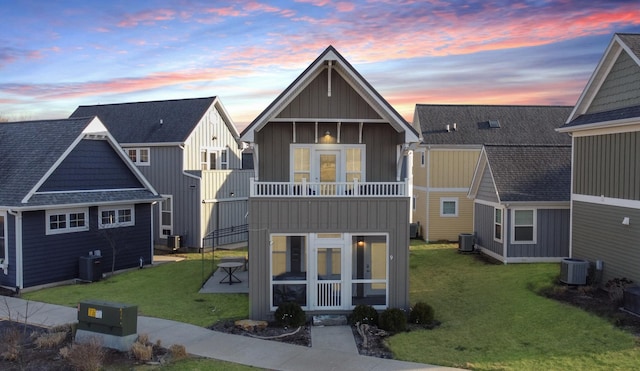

left=117, top=9, right=176, bottom=27
left=335, top=2, right=355, bottom=12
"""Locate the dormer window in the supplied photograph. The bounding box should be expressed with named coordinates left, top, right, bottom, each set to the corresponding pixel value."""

left=127, top=148, right=150, bottom=166
left=201, top=148, right=229, bottom=170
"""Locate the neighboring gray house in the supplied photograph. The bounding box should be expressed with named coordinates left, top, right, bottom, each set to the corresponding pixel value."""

left=240, top=46, right=421, bottom=320
left=0, top=117, right=161, bottom=290
left=468, top=145, right=571, bottom=263
left=71, top=97, right=253, bottom=250
left=557, top=33, right=640, bottom=285
left=412, top=104, right=572, bottom=243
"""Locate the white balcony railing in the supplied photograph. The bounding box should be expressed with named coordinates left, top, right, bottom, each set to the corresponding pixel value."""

left=250, top=178, right=407, bottom=197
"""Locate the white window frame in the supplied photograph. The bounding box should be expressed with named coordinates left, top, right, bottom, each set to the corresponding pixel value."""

left=440, top=197, right=458, bottom=217
left=126, top=148, right=150, bottom=166
left=0, top=211, right=6, bottom=271
left=98, top=205, right=135, bottom=229
left=46, top=208, right=89, bottom=235
left=159, top=195, right=173, bottom=239
left=494, top=207, right=503, bottom=243
left=201, top=147, right=229, bottom=170
left=511, top=209, right=537, bottom=244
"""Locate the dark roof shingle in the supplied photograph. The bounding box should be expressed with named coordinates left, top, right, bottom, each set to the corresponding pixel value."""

left=416, top=105, right=572, bottom=145
left=485, top=145, right=571, bottom=202
left=70, top=96, right=217, bottom=143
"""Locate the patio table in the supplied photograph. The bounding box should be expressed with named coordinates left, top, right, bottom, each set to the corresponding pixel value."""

left=218, top=262, right=243, bottom=285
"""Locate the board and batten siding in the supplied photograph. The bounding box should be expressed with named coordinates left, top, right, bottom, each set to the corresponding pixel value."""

left=247, top=197, right=410, bottom=320
left=587, top=51, right=640, bottom=114
left=572, top=201, right=640, bottom=285
left=277, top=68, right=381, bottom=120
left=427, top=191, right=473, bottom=241
left=476, top=166, right=499, bottom=203
left=573, top=132, right=640, bottom=201
left=429, top=150, right=480, bottom=188
left=20, top=204, right=152, bottom=288
left=505, top=208, right=569, bottom=258
left=183, top=109, right=243, bottom=171
left=256, top=122, right=401, bottom=182
left=40, top=140, right=142, bottom=191
left=132, top=145, right=201, bottom=247
left=474, top=202, right=503, bottom=256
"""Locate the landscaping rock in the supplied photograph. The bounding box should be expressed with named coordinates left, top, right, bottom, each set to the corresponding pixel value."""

left=234, top=319, right=268, bottom=331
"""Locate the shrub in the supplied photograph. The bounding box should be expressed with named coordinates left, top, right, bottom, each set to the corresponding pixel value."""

left=605, top=277, right=633, bottom=305
left=274, top=301, right=306, bottom=328
left=131, top=341, right=153, bottom=362
left=379, top=308, right=407, bottom=333
left=62, top=337, right=105, bottom=371
left=409, top=301, right=435, bottom=324
left=350, top=304, right=379, bottom=326
left=34, top=331, right=68, bottom=348
left=0, top=326, right=23, bottom=361
left=169, top=343, right=188, bottom=360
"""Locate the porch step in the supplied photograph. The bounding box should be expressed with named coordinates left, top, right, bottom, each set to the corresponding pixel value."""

left=312, top=314, right=348, bottom=326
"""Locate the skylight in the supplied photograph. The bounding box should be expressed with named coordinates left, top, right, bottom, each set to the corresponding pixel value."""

left=488, top=120, right=501, bottom=128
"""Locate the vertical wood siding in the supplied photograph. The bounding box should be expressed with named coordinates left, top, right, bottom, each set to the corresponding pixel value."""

left=587, top=52, right=640, bottom=114
left=248, top=197, right=410, bottom=320
left=473, top=203, right=503, bottom=256
left=412, top=188, right=427, bottom=239
left=429, top=150, right=480, bottom=188
left=505, top=208, right=569, bottom=258
left=574, top=132, right=640, bottom=200
left=277, top=69, right=381, bottom=120
left=476, top=167, right=499, bottom=202
left=256, top=122, right=400, bottom=182
left=20, top=204, right=152, bottom=288
left=572, top=201, right=640, bottom=285
left=40, top=140, right=142, bottom=191
left=184, top=108, right=243, bottom=170
left=135, top=146, right=201, bottom=247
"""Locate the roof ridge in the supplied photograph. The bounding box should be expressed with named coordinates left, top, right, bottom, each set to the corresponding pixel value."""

left=77, top=96, right=216, bottom=108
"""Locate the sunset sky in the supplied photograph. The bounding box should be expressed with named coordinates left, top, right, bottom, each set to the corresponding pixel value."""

left=1, top=0, right=640, bottom=129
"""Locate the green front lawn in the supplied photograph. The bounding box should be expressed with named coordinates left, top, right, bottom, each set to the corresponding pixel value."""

left=389, top=241, right=640, bottom=370
left=22, top=243, right=640, bottom=370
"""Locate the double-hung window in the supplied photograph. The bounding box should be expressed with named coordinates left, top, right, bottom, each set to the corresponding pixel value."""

left=99, top=205, right=135, bottom=229
left=512, top=209, right=536, bottom=244
left=494, top=208, right=503, bottom=242
left=126, top=148, right=150, bottom=166
left=46, top=208, right=89, bottom=235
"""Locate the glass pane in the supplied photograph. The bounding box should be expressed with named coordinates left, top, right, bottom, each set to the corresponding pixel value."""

left=210, top=152, right=217, bottom=170
left=515, top=226, right=534, bottom=241
left=140, top=149, right=149, bottom=162
left=346, top=149, right=361, bottom=172
left=442, top=201, right=456, bottom=215
left=271, top=236, right=306, bottom=280
left=128, top=149, right=137, bottom=162
left=515, top=210, right=533, bottom=225
left=319, top=154, right=336, bottom=182
left=495, top=209, right=502, bottom=223
left=317, top=248, right=341, bottom=280
left=352, top=236, right=387, bottom=280
left=495, top=225, right=502, bottom=239
left=161, top=213, right=171, bottom=225
left=273, top=284, right=306, bottom=307
left=294, top=148, right=310, bottom=172
left=351, top=283, right=386, bottom=306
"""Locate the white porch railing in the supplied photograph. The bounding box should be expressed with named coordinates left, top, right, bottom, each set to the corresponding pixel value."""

left=316, top=281, right=342, bottom=307
left=250, top=178, right=407, bottom=197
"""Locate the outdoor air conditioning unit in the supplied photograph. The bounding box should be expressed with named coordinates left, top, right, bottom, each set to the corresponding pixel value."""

left=458, top=233, right=475, bottom=252
left=560, top=258, right=589, bottom=285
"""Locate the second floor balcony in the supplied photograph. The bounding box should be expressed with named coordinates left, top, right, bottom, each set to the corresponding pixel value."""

left=250, top=178, right=408, bottom=198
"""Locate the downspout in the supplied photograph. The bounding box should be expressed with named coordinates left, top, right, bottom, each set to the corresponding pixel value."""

left=8, top=209, right=22, bottom=289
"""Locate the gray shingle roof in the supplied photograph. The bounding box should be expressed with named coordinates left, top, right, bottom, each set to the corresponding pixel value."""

left=416, top=105, right=572, bottom=145
left=617, top=33, right=640, bottom=59
left=0, top=118, right=161, bottom=208
left=70, top=96, right=217, bottom=144
left=0, top=118, right=91, bottom=207
left=485, top=145, right=571, bottom=202
left=564, top=105, right=640, bottom=128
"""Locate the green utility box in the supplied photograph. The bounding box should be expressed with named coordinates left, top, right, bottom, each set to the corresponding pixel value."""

left=77, top=300, right=138, bottom=336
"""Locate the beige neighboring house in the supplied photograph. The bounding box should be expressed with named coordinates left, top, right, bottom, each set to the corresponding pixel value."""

left=412, top=104, right=572, bottom=242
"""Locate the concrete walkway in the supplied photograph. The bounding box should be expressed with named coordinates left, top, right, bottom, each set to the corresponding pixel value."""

left=0, top=296, right=459, bottom=370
